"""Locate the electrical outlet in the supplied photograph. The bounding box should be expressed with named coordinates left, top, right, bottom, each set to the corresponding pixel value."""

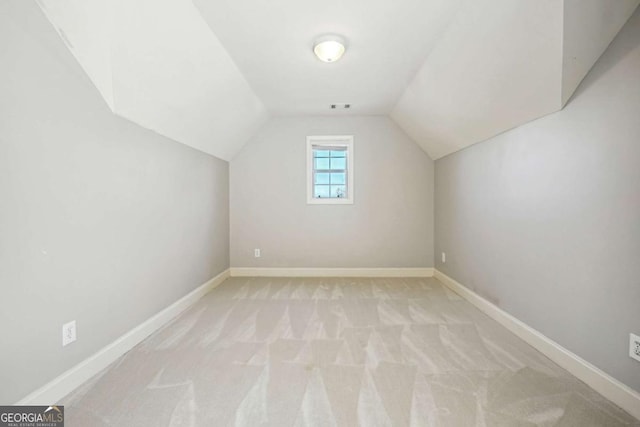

left=62, top=320, right=76, bottom=346
left=254, top=248, right=261, bottom=258
left=442, top=252, right=446, bottom=263
left=630, top=333, right=640, bottom=362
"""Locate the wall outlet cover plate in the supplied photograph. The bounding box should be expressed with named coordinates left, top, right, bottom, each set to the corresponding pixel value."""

left=62, top=320, right=77, bottom=346
left=630, top=333, right=640, bottom=362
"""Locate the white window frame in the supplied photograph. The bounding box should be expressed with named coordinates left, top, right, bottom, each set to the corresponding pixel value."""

left=307, top=135, right=354, bottom=205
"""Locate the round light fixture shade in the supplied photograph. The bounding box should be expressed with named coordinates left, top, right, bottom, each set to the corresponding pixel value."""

left=313, top=36, right=346, bottom=63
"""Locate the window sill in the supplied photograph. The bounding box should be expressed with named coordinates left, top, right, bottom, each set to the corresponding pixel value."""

left=307, top=197, right=353, bottom=205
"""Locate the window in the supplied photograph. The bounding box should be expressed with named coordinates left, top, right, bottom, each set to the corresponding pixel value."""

left=307, top=135, right=354, bottom=204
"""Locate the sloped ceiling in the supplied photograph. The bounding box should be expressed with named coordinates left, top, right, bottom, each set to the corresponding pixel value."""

left=34, top=0, right=639, bottom=161
left=391, top=0, right=639, bottom=160
left=36, top=0, right=268, bottom=161
left=561, top=0, right=640, bottom=105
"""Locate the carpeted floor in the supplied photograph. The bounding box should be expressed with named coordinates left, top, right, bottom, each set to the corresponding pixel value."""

left=62, top=277, right=639, bottom=426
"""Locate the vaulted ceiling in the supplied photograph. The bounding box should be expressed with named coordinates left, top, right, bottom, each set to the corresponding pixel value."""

left=36, top=0, right=639, bottom=161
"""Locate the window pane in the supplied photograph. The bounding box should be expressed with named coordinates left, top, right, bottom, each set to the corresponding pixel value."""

left=308, top=138, right=352, bottom=203
left=315, top=173, right=329, bottom=184
left=331, top=185, right=347, bottom=198
left=330, top=172, right=345, bottom=185
left=314, top=158, right=330, bottom=169
left=314, top=185, right=330, bottom=198
left=330, top=157, right=346, bottom=170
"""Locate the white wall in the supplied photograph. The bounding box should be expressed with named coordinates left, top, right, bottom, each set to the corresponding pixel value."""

left=434, top=8, right=640, bottom=392
left=0, top=1, right=229, bottom=404
left=230, top=116, right=434, bottom=269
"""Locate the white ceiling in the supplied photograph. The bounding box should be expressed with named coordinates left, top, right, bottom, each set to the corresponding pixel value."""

left=37, top=0, right=268, bottom=161
left=561, top=0, right=640, bottom=105
left=194, top=0, right=463, bottom=116
left=34, top=0, right=639, bottom=161
left=391, top=0, right=639, bottom=160
left=391, top=0, right=565, bottom=160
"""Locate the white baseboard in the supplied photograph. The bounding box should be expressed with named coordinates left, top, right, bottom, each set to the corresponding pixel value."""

left=16, top=269, right=230, bottom=405
left=230, top=267, right=434, bottom=278
left=434, top=269, right=640, bottom=421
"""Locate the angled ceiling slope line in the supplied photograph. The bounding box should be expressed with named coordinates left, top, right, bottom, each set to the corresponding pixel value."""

left=36, top=0, right=115, bottom=111
left=561, top=0, right=640, bottom=106
left=36, top=0, right=268, bottom=161
left=391, top=0, right=639, bottom=160
left=391, top=0, right=565, bottom=161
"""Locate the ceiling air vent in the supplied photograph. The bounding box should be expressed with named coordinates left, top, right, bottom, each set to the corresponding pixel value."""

left=330, top=103, right=351, bottom=110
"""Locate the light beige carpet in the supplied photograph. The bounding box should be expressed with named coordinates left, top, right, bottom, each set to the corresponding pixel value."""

left=63, top=277, right=639, bottom=426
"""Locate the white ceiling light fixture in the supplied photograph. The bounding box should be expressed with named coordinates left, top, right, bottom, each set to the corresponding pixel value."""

left=313, top=35, right=346, bottom=63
